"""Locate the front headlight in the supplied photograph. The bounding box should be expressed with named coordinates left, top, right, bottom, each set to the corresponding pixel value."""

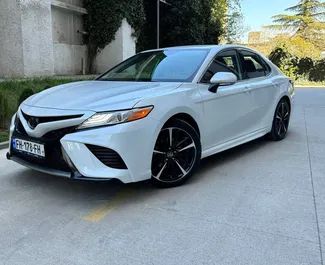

left=77, top=106, right=153, bottom=130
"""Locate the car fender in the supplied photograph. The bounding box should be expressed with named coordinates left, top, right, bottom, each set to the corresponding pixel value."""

left=133, top=87, right=203, bottom=143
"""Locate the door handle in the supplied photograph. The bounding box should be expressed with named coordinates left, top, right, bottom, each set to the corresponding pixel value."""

left=272, top=81, right=279, bottom=87
left=243, top=86, right=251, bottom=93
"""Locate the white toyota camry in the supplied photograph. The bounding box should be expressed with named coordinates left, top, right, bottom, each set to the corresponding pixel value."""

left=7, top=45, right=295, bottom=187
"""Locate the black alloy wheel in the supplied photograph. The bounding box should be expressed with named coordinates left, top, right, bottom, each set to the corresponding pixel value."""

left=269, top=98, right=291, bottom=141
left=151, top=119, right=201, bottom=187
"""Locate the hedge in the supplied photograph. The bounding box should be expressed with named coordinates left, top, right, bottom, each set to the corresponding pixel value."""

left=268, top=46, right=325, bottom=82
left=0, top=77, right=94, bottom=130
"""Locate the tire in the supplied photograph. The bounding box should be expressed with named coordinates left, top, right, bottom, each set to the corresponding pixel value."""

left=151, top=119, right=201, bottom=188
left=268, top=98, right=291, bottom=141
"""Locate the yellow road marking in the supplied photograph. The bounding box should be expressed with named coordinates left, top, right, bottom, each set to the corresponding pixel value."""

left=83, top=189, right=134, bottom=222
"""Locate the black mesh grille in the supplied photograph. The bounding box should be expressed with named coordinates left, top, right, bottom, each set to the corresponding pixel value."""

left=86, top=144, right=127, bottom=170
left=21, top=111, right=83, bottom=124
left=42, top=127, right=76, bottom=141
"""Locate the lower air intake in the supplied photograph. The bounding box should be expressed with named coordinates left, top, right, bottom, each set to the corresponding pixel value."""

left=86, top=144, right=127, bottom=170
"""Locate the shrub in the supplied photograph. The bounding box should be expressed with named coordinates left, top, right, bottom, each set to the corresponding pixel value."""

left=17, top=88, right=35, bottom=107
left=279, top=60, right=298, bottom=80
left=269, top=47, right=289, bottom=68
left=0, top=93, right=9, bottom=129
left=269, top=46, right=299, bottom=79
left=297, top=57, right=314, bottom=76
left=309, top=59, right=325, bottom=82
left=276, top=36, right=322, bottom=59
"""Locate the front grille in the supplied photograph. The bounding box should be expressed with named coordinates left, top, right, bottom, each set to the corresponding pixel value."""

left=12, top=146, right=70, bottom=171
left=11, top=122, right=76, bottom=172
left=21, top=111, right=83, bottom=124
left=86, top=144, right=127, bottom=170
left=42, top=127, right=75, bottom=141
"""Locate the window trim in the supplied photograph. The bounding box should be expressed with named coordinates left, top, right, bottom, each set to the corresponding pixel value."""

left=198, top=48, right=244, bottom=84
left=237, top=48, right=272, bottom=80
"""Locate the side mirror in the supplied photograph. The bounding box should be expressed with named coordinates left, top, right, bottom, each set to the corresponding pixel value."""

left=209, top=72, right=237, bottom=93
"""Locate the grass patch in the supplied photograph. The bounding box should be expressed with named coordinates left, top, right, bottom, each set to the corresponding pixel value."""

left=0, top=131, right=9, bottom=143
left=294, top=80, right=325, bottom=87
left=294, top=76, right=325, bottom=87
left=0, top=76, right=95, bottom=130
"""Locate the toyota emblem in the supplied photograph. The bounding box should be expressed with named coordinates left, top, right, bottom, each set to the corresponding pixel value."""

left=28, top=117, right=39, bottom=129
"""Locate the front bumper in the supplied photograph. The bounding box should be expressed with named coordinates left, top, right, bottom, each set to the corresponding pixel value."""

left=8, top=115, right=163, bottom=183
left=6, top=153, right=112, bottom=181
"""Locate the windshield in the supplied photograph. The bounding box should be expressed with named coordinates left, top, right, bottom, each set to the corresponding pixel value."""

left=97, top=49, right=209, bottom=82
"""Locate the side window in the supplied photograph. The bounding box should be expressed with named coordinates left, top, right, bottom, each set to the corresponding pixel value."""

left=201, top=50, right=242, bottom=83
left=240, top=50, right=270, bottom=79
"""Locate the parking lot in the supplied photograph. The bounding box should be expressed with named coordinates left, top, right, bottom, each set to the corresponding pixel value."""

left=0, top=87, right=324, bottom=265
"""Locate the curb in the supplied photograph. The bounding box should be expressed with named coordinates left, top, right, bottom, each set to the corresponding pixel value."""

left=0, top=141, right=9, bottom=150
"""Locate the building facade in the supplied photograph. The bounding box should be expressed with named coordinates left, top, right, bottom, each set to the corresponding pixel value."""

left=0, top=0, right=136, bottom=77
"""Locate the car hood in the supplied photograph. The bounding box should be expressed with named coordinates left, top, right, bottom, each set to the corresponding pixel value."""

left=23, top=81, right=182, bottom=112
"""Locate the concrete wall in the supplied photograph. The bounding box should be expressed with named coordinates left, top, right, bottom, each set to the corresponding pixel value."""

left=0, top=0, right=54, bottom=78
left=0, top=0, right=25, bottom=77
left=94, top=19, right=136, bottom=74
left=0, top=1, right=135, bottom=77
left=51, top=3, right=86, bottom=75
left=51, top=5, right=84, bottom=45
left=20, top=0, right=54, bottom=76
left=57, top=0, right=83, bottom=7
left=53, top=44, right=87, bottom=75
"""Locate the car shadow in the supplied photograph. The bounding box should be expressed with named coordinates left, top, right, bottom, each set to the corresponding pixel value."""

left=190, top=136, right=272, bottom=184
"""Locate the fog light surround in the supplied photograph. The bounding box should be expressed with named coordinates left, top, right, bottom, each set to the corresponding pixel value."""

left=61, top=146, right=79, bottom=173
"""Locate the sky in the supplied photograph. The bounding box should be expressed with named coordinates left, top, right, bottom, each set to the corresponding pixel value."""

left=241, top=0, right=298, bottom=42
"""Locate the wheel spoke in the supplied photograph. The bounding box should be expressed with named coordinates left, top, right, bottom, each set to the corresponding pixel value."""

left=175, top=160, right=187, bottom=176
left=178, top=142, right=195, bottom=152
left=281, top=103, right=285, bottom=116
left=153, top=150, right=166, bottom=155
left=168, top=128, right=173, bottom=147
left=276, top=114, right=282, bottom=120
left=283, top=111, right=289, bottom=120
left=154, top=162, right=167, bottom=180
left=283, top=122, right=287, bottom=133
left=277, top=122, right=282, bottom=135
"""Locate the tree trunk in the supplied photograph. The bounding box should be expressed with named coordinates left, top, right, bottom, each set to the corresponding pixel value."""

left=87, top=42, right=98, bottom=75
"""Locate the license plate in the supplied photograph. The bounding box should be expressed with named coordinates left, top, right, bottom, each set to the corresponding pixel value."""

left=12, top=138, right=45, bottom=157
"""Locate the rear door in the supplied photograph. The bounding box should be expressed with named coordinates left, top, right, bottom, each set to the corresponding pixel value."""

left=237, top=49, right=276, bottom=131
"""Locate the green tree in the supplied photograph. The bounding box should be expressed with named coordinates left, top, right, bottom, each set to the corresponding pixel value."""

left=267, top=0, right=325, bottom=43
left=137, top=0, right=243, bottom=51
left=222, top=0, right=248, bottom=43
left=160, top=0, right=217, bottom=47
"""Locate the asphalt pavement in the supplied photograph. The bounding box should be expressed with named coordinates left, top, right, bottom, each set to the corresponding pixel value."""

left=0, top=88, right=325, bottom=265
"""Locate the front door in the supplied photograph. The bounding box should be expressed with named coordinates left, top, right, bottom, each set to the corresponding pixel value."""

left=198, top=49, right=254, bottom=150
